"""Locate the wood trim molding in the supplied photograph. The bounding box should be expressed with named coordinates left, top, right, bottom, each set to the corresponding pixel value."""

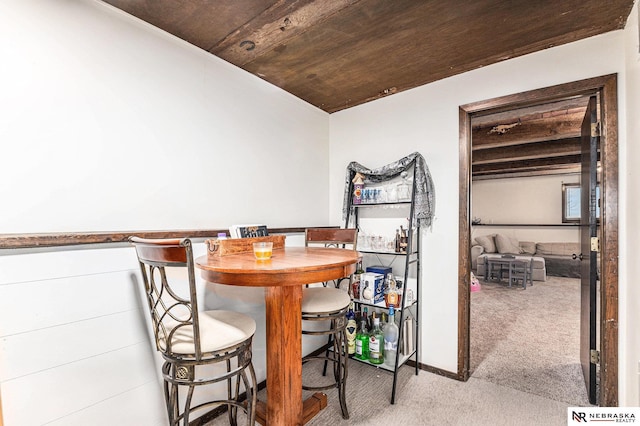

left=458, top=74, right=618, bottom=406
left=458, top=106, right=472, bottom=381
left=599, top=74, right=619, bottom=408
left=0, top=227, right=323, bottom=249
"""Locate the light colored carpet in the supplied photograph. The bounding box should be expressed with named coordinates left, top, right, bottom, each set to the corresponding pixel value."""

left=303, top=363, right=570, bottom=425
left=206, top=361, right=571, bottom=425
left=206, top=275, right=591, bottom=425
left=471, top=275, right=590, bottom=407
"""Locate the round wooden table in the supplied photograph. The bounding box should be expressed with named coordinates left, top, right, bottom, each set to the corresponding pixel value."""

left=195, top=246, right=360, bottom=426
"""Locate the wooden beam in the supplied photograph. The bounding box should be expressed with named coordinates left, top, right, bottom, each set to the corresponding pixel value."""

left=472, top=110, right=584, bottom=149
left=471, top=99, right=589, bottom=127
left=472, top=137, right=581, bottom=164
left=472, top=167, right=581, bottom=180
left=209, top=0, right=361, bottom=66
left=472, top=154, right=582, bottom=176
left=473, top=166, right=580, bottom=178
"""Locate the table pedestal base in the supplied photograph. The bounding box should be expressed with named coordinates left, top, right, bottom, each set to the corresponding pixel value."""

left=255, top=393, right=327, bottom=426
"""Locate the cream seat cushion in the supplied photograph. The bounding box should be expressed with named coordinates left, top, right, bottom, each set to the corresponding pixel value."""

left=302, top=287, right=351, bottom=313
left=162, top=310, right=256, bottom=354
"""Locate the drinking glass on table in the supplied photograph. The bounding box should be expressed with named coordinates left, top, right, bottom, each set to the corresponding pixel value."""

left=253, top=242, right=273, bottom=260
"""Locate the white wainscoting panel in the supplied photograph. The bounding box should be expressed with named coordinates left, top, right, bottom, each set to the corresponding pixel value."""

left=0, top=270, right=141, bottom=336
left=0, top=310, right=148, bottom=381
left=0, top=246, right=165, bottom=426
left=46, top=382, right=167, bottom=426
left=0, top=246, right=136, bottom=285
left=2, top=344, right=157, bottom=426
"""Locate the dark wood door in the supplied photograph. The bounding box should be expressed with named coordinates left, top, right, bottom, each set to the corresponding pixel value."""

left=580, top=95, right=599, bottom=404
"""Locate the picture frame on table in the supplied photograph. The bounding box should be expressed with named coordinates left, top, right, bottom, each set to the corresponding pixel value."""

left=229, top=224, right=268, bottom=238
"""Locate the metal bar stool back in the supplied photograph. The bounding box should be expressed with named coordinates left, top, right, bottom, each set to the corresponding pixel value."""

left=130, top=237, right=257, bottom=426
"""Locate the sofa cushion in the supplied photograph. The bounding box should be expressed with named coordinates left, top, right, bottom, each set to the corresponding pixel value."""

left=474, top=235, right=496, bottom=253
left=520, top=241, right=536, bottom=255
left=495, top=234, right=524, bottom=255
left=535, top=242, right=580, bottom=256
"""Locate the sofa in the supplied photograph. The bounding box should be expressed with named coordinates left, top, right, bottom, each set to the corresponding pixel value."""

left=534, top=242, right=582, bottom=278
left=471, top=234, right=581, bottom=280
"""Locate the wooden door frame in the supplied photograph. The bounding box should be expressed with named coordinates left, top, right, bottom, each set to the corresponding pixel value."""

left=457, top=74, right=618, bottom=406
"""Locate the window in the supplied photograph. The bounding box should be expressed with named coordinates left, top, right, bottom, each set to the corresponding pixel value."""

left=562, top=183, right=600, bottom=223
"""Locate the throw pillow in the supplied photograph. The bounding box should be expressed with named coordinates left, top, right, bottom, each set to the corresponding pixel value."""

left=474, top=235, right=496, bottom=253
left=495, top=234, right=524, bottom=255
left=520, top=241, right=536, bottom=255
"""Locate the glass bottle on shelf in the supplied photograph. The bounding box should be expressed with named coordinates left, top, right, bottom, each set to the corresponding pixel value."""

left=351, top=261, right=363, bottom=299
left=355, top=316, right=369, bottom=360
left=352, top=172, right=365, bottom=205
left=362, top=307, right=369, bottom=329
left=384, top=273, right=399, bottom=308
left=386, top=182, right=398, bottom=202
left=368, top=313, right=384, bottom=365
left=346, top=303, right=357, bottom=355
left=399, top=225, right=408, bottom=253
left=362, top=279, right=373, bottom=302
left=384, top=306, right=399, bottom=367
left=395, top=276, right=404, bottom=308
left=397, top=171, right=411, bottom=201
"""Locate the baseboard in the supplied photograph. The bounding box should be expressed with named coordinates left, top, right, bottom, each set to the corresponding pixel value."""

left=408, top=360, right=465, bottom=381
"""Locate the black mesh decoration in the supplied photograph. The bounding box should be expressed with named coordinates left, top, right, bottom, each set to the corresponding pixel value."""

left=342, top=152, right=436, bottom=229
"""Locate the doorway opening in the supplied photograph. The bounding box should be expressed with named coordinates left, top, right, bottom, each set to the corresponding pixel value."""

left=457, top=75, right=619, bottom=406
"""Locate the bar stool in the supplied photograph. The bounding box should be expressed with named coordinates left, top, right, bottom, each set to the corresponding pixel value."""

left=130, top=237, right=257, bottom=426
left=301, top=228, right=357, bottom=419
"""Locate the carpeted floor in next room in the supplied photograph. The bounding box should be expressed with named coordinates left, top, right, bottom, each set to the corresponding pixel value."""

left=206, top=276, right=591, bottom=425
left=470, top=275, right=590, bottom=407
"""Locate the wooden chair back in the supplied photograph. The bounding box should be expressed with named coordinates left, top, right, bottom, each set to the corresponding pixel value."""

left=304, top=228, right=358, bottom=249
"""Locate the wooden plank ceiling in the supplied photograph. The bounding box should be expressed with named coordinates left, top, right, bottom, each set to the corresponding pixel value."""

left=101, top=0, right=632, bottom=178
left=471, top=96, right=592, bottom=180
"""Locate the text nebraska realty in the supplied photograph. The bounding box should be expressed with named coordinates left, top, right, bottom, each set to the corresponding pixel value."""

left=573, top=411, right=636, bottom=423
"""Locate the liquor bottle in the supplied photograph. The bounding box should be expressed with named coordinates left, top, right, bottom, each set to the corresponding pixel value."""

left=345, top=303, right=357, bottom=355
left=395, top=229, right=401, bottom=253
left=383, top=306, right=399, bottom=367
left=351, top=261, right=364, bottom=299
left=384, top=273, right=399, bottom=308
left=368, top=313, right=384, bottom=365
left=362, top=307, right=369, bottom=329
left=355, top=317, right=369, bottom=360
left=399, top=226, right=408, bottom=253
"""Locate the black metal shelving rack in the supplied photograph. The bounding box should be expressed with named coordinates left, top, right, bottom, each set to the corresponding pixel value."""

left=344, top=161, right=421, bottom=404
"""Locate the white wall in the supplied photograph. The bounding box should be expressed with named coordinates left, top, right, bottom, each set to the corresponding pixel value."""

left=0, top=0, right=330, bottom=233
left=329, top=28, right=631, bottom=398
left=472, top=174, right=581, bottom=243
left=622, top=1, right=640, bottom=408
left=0, top=0, right=329, bottom=425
